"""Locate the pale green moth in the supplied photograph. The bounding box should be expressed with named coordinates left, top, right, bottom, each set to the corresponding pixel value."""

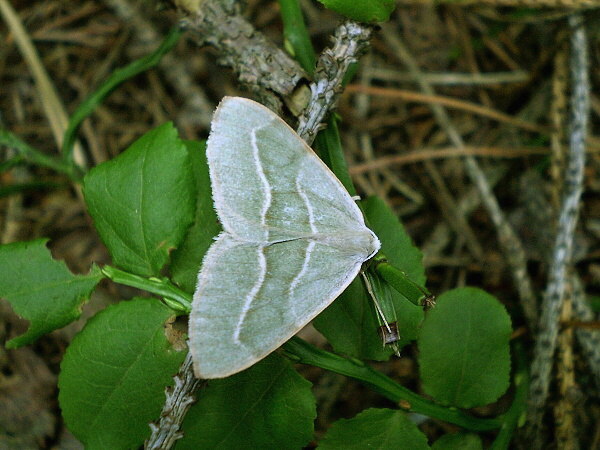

left=189, top=97, right=381, bottom=379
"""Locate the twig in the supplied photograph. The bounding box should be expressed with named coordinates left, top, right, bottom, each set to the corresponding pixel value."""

left=344, top=85, right=547, bottom=133
left=362, top=68, right=529, bottom=86
left=349, top=146, right=552, bottom=174
left=145, top=353, right=205, bottom=449
left=526, top=14, right=589, bottom=447
left=379, top=22, right=539, bottom=328
left=175, top=0, right=306, bottom=111
left=296, top=21, right=373, bottom=145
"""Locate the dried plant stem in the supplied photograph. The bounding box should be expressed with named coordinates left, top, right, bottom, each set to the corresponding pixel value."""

left=0, top=0, right=86, bottom=168
left=379, top=22, right=538, bottom=328
left=549, top=28, right=600, bottom=420
left=344, top=84, right=546, bottom=133
left=554, top=290, right=577, bottom=449
left=363, top=68, right=529, bottom=86
left=570, top=276, right=600, bottom=389
left=518, top=172, right=600, bottom=402
left=518, top=170, right=600, bottom=393
left=526, top=14, right=589, bottom=447
left=349, top=146, right=553, bottom=173
left=549, top=44, right=569, bottom=203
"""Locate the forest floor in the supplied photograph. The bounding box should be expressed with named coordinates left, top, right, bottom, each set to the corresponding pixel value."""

left=1, top=0, right=599, bottom=448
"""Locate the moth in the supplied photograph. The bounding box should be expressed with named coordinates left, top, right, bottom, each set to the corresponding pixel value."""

left=189, top=97, right=380, bottom=378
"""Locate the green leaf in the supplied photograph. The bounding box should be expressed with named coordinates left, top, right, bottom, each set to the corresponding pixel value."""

left=0, top=239, right=102, bottom=348
left=315, top=0, right=395, bottom=23
left=314, top=196, right=424, bottom=360
left=58, top=298, right=186, bottom=449
left=170, top=140, right=220, bottom=292
left=279, top=0, right=316, bottom=75
left=365, top=197, right=425, bottom=286
left=319, top=408, right=430, bottom=449
left=432, top=433, right=483, bottom=450
left=314, top=277, right=387, bottom=359
left=179, top=353, right=315, bottom=449
left=316, top=115, right=357, bottom=197
left=418, top=287, right=512, bottom=408
left=83, top=123, right=195, bottom=277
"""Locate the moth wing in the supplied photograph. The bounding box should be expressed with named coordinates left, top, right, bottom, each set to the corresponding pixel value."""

left=207, top=97, right=370, bottom=242
left=189, top=235, right=366, bottom=379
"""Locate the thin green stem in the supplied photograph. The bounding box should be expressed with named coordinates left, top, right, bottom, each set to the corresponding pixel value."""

left=101, top=265, right=192, bottom=313
left=0, top=154, right=25, bottom=173
left=61, top=26, right=182, bottom=166
left=0, top=180, right=65, bottom=198
left=283, top=337, right=501, bottom=432
left=315, top=115, right=357, bottom=197
left=491, top=341, right=529, bottom=449
left=374, top=256, right=434, bottom=307
left=0, top=128, right=82, bottom=181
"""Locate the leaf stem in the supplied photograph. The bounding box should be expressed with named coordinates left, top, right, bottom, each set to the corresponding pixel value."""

left=283, top=337, right=501, bottom=432
left=0, top=128, right=83, bottom=181
left=373, top=256, right=434, bottom=308
left=61, top=26, right=182, bottom=166
left=101, top=265, right=192, bottom=312
left=491, top=341, right=529, bottom=449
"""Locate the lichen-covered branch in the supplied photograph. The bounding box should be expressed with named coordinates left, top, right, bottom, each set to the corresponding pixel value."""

left=145, top=353, right=205, bottom=449
left=526, top=14, right=589, bottom=447
left=176, top=0, right=306, bottom=110
left=296, top=21, right=373, bottom=145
